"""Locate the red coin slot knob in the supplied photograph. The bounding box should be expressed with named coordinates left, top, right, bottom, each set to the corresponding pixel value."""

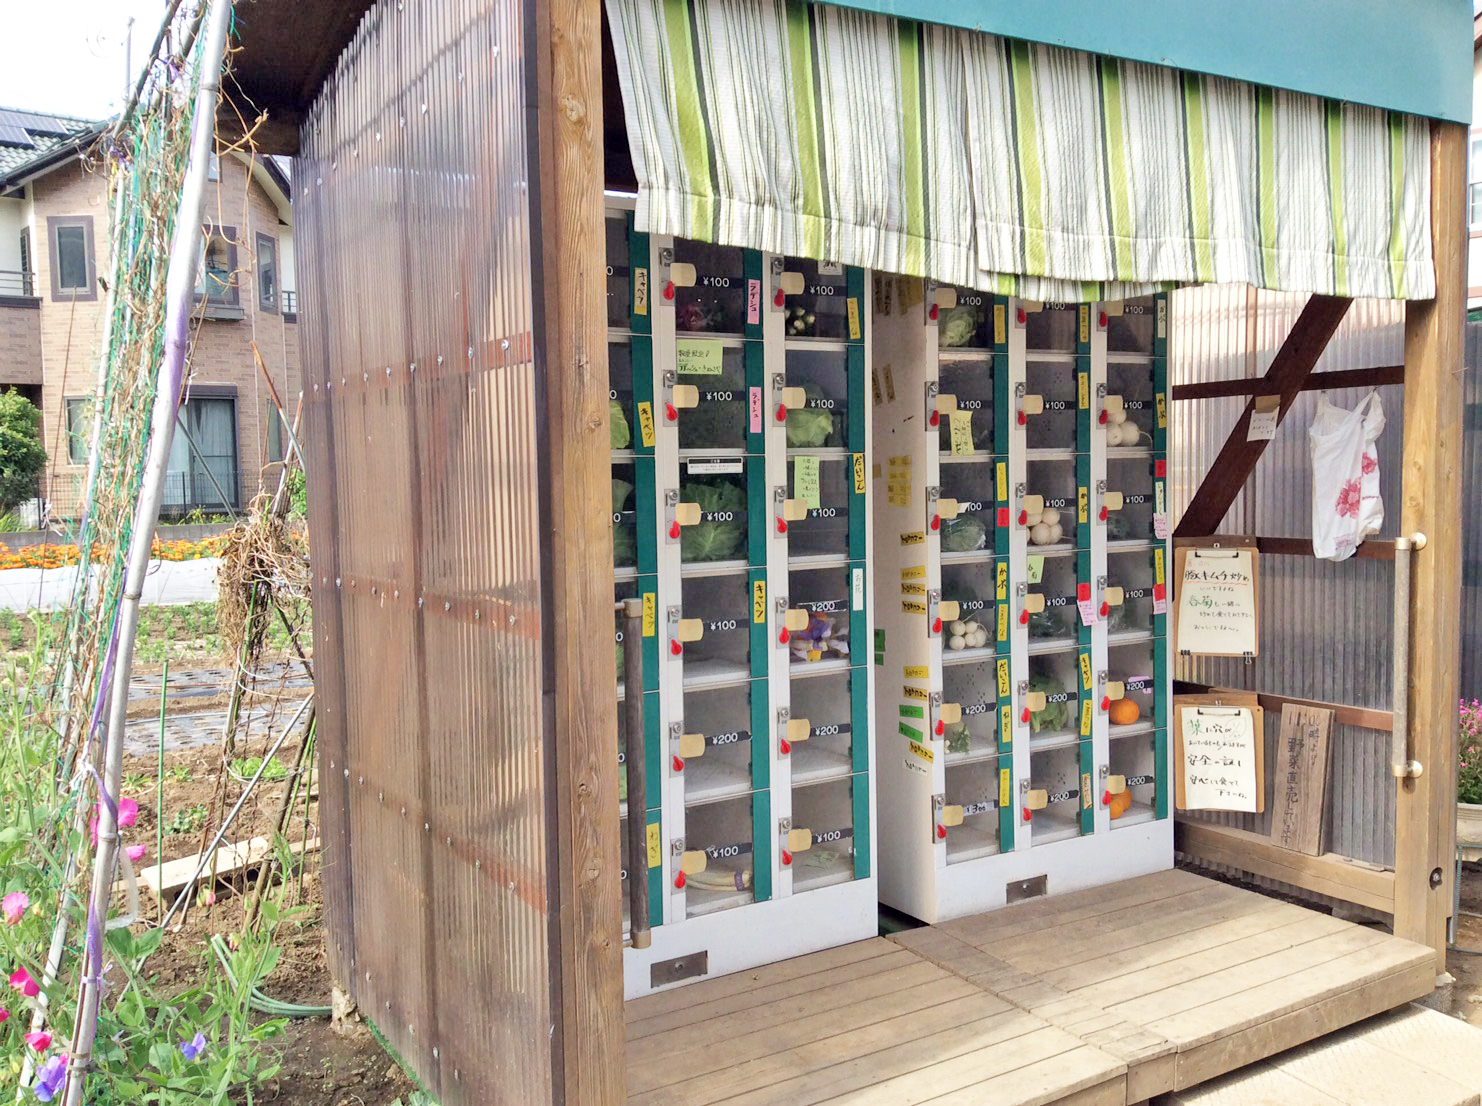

left=1018, top=509, right=1028, bottom=526
left=665, top=402, right=678, bottom=422
left=780, top=738, right=792, bottom=755
left=775, top=404, right=787, bottom=422
left=779, top=628, right=790, bottom=645
left=675, top=871, right=686, bottom=889
left=1099, top=310, right=1108, bottom=328
left=1102, top=790, right=1112, bottom=806
left=928, top=303, right=940, bottom=322
left=1099, top=506, right=1109, bottom=521
left=781, top=850, right=793, bottom=866
left=1100, top=601, right=1110, bottom=617
left=928, top=411, right=940, bottom=428
left=670, top=639, right=683, bottom=656
left=1017, top=410, right=1028, bottom=426
left=663, top=281, right=675, bottom=301
left=1019, top=609, right=1029, bottom=625
left=1020, top=707, right=1031, bottom=724
left=1016, top=307, right=1026, bottom=325
left=1022, top=808, right=1033, bottom=822
left=776, top=518, right=788, bottom=534
left=930, top=515, right=941, bottom=531
left=669, top=520, right=681, bottom=540
left=773, top=287, right=785, bottom=308
left=935, top=824, right=947, bottom=840
left=1098, top=409, right=1109, bottom=425
left=931, top=617, right=943, bottom=634
left=1100, top=696, right=1111, bottom=712
left=934, top=719, right=945, bottom=736
left=672, top=755, right=685, bottom=773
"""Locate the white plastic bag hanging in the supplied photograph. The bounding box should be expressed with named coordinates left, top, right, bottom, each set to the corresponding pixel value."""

left=1309, top=390, right=1384, bottom=561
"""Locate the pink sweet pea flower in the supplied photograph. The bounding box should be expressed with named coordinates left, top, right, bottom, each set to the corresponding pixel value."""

left=0, top=1007, right=8, bottom=1023
left=125, top=844, right=147, bottom=863
left=89, top=796, right=141, bottom=845
left=2, top=891, right=28, bottom=925
left=9, top=967, right=39, bottom=997
left=24, top=1030, right=51, bottom=1051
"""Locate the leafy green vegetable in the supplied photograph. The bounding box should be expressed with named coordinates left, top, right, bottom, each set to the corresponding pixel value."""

left=610, top=398, right=631, bottom=449
left=939, top=304, right=986, bottom=348
left=1027, top=608, right=1067, bottom=640
left=680, top=479, right=748, bottom=561
left=940, top=515, right=987, bottom=552
left=786, top=385, right=837, bottom=448
left=944, top=722, right=971, bottom=756
left=612, top=478, right=633, bottom=514
left=1027, top=673, right=1072, bottom=734
left=612, top=524, right=636, bottom=566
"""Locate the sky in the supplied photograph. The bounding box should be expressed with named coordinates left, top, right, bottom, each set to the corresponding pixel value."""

left=0, top=0, right=173, bottom=120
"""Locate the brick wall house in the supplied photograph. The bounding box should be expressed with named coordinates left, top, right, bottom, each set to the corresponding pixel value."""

left=0, top=108, right=299, bottom=520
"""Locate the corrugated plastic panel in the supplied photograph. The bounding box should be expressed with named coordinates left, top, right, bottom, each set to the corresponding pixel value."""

left=296, top=0, right=559, bottom=1102
left=1463, top=323, right=1482, bottom=702
left=1169, top=288, right=1406, bottom=870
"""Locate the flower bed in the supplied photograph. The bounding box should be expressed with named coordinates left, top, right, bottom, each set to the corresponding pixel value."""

left=0, top=535, right=227, bottom=572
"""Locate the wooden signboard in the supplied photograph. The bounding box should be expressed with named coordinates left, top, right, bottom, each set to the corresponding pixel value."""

left=1269, top=704, right=1334, bottom=855
left=1174, top=691, right=1265, bottom=814
left=1174, top=541, right=1260, bottom=658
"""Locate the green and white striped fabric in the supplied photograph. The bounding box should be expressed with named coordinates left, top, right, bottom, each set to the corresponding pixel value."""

left=606, top=0, right=1435, bottom=301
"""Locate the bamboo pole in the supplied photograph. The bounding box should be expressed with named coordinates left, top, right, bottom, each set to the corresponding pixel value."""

left=63, top=3, right=235, bottom=1099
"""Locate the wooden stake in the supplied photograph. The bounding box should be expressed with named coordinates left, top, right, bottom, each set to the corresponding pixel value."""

left=1394, top=121, right=1465, bottom=968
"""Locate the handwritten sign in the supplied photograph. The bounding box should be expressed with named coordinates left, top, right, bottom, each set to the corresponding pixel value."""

left=676, top=338, right=724, bottom=375
left=794, top=455, right=821, bottom=510
left=1175, top=548, right=1259, bottom=657
left=1026, top=555, right=1044, bottom=585
left=886, top=455, right=913, bottom=508
left=948, top=410, right=974, bottom=455
left=1177, top=705, right=1262, bottom=813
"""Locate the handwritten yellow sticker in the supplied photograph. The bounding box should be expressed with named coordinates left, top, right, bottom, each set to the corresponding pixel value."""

left=996, top=461, right=1008, bottom=502
left=909, top=740, right=934, bottom=763
left=1156, top=392, right=1167, bottom=429
left=903, top=685, right=930, bottom=701
left=1154, top=547, right=1166, bottom=585
left=1077, top=486, right=1088, bottom=524
left=1000, top=705, right=1012, bottom=747
left=642, top=592, right=656, bottom=637
left=949, top=410, right=974, bottom=456
left=634, top=268, right=649, bottom=316
left=637, top=401, right=656, bottom=448
left=996, top=658, right=1010, bottom=699
left=901, top=531, right=925, bottom=545
left=1080, top=699, right=1093, bottom=737
left=794, top=455, right=822, bottom=510
left=853, top=452, right=866, bottom=494
left=1078, top=306, right=1089, bottom=344
left=904, top=665, right=929, bottom=679
left=1078, top=371, right=1089, bottom=410
left=901, top=582, right=925, bottom=595
left=676, top=337, right=724, bottom=375
left=993, top=304, right=1006, bottom=345
left=847, top=297, right=861, bottom=340
left=902, top=600, right=927, bottom=615
left=901, top=565, right=926, bottom=581
left=883, top=364, right=896, bottom=401
left=999, top=767, right=1011, bottom=807
left=752, top=580, right=766, bottom=624
left=995, top=561, right=1008, bottom=601
left=997, top=602, right=1008, bottom=642
left=1079, top=652, right=1092, bottom=690
left=1081, top=773, right=1093, bottom=810
left=646, top=820, right=661, bottom=867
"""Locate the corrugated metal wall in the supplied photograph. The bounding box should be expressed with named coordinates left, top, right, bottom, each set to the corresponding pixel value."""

left=297, top=1, right=561, bottom=1101
left=1464, top=323, right=1482, bottom=703
left=1169, top=288, right=1407, bottom=870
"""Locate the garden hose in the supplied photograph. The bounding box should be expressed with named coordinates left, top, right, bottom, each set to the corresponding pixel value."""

left=209, top=935, right=330, bottom=1018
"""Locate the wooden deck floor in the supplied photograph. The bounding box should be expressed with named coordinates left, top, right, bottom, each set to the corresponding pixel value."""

left=624, top=870, right=1436, bottom=1105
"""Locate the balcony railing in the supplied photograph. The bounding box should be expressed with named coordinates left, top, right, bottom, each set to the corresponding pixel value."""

left=0, top=270, right=36, bottom=298
left=282, top=289, right=297, bottom=315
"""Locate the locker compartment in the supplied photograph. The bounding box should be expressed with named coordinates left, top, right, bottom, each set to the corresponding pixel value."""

left=940, top=660, right=1000, bottom=763
left=681, top=795, right=757, bottom=917
left=1106, top=638, right=1159, bottom=734
left=1026, top=741, right=1087, bottom=846
left=1106, top=730, right=1162, bottom=828
left=789, top=776, right=860, bottom=893
left=612, top=459, right=638, bottom=571
left=937, top=356, right=996, bottom=456
left=676, top=461, right=751, bottom=566
left=672, top=239, right=749, bottom=335
left=783, top=453, right=854, bottom=559
left=940, top=556, right=1000, bottom=644
left=1022, top=457, right=1078, bottom=552
left=674, top=343, right=748, bottom=451
left=1103, top=357, right=1157, bottom=449
left=784, top=347, right=851, bottom=449
left=1023, top=551, right=1080, bottom=649
left=1106, top=295, right=1157, bottom=354
left=935, top=288, right=994, bottom=351
left=1022, top=648, right=1083, bottom=747
left=614, top=577, right=656, bottom=695
left=943, top=758, right=1003, bottom=863
left=616, top=692, right=659, bottom=806
left=676, top=681, right=758, bottom=804
left=1103, top=455, right=1161, bottom=545
left=937, top=458, right=997, bottom=555
left=1105, top=547, right=1163, bottom=639
left=1021, top=357, right=1079, bottom=451
left=609, top=340, right=637, bottom=446
left=677, top=569, right=753, bottom=686
left=787, top=668, right=859, bottom=785
left=1024, top=302, right=1078, bottom=353
left=780, top=258, right=852, bottom=340
left=606, top=214, right=631, bottom=328
left=786, top=563, right=860, bottom=668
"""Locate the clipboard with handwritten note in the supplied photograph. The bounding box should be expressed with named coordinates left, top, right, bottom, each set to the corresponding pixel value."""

left=1173, top=541, right=1260, bottom=658
left=1173, top=692, right=1265, bottom=814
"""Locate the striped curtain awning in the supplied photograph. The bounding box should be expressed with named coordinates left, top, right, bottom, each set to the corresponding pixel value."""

left=606, top=0, right=1435, bottom=301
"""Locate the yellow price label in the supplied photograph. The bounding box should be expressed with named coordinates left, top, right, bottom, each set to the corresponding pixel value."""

left=901, top=565, right=926, bottom=581
left=853, top=452, right=866, bottom=494
left=847, top=297, right=861, bottom=340
left=993, top=304, right=1006, bottom=345
left=949, top=410, right=974, bottom=456
left=1079, top=306, right=1089, bottom=344
left=752, top=580, right=766, bottom=624
left=902, top=600, right=927, bottom=615
left=634, top=268, right=649, bottom=317
left=1078, top=371, right=1088, bottom=410
left=999, top=767, right=1011, bottom=807
left=995, top=561, right=1008, bottom=601
left=1081, top=773, right=1093, bottom=810
left=637, top=401, right=656, bottom=448
left=641, top=592, right=656, bottom=637
left=1000, top=706, right=1012, bottom=747
left=1077, top=486, right=1088, bottom=524
left=903, top=685, right=929, bottom=701
left=1154, top=547, right=1166, bottom=585
left=901, top=531, right=925, bottom=545
left=909, top=740, right=933, bottom=763
left=996, top=461, right=1008, bottom=502
left=1156, top=392, right=1167, bottom=429
left=996, top=658, right=1011, bottom=699
left=904, top=665, right=929, bottom=679
left=646, top=820, right=661, bottom=867
left=1080, top=699, right=1093, bottom=737
left=901, top=582, right=925, bottom=595
left=997, top=602, right=1008, bottom=642
left=1079, top=652, right=1092, bottom=690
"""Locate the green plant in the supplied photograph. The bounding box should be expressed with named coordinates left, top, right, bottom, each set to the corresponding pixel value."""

left=1461, top=700, right=1482, bottom=805
left=0, top=389, right=46, bottom=512
left=165, top=803, right=208, bottom=835
left=285, top=467, right=307, bottom=518
left=229, top=755, right=289, bottom=782
left=169, top=764, right=192, bottom=784
left=679, top=479, right=748, bottom=562
left=0, top=510, right=28, bottom=532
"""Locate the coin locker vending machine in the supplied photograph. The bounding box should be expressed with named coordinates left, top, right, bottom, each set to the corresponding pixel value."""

left=607, top=207, right=877, bottom=996
left=872, top=284, right=1171, bottom=923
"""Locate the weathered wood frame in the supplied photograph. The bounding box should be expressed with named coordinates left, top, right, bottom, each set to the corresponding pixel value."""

left=1172, top=123, right=1465, bottom=969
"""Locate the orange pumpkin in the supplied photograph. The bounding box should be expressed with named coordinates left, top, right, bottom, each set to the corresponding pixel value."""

left=1109, top=788, right=1134, bottom=819
left=1108, top=697, right=1141, bottom=726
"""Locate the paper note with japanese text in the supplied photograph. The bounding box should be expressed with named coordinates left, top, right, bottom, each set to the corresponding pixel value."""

left=1175, top=549, right=1258, bottom=656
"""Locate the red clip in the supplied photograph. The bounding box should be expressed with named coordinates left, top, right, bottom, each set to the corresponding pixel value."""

left=1077, top=582, right=1092, bottom=602
left=935, top=824, right=947, bottom=840
left=1016, top=307, right=1026, bottom=325
left=774, top=287, right=785, bottom=308
left=780, top=738, right=791, bottom=755
left=928, top=410, right=940, bottom=428
left=1098, top=409, right=1109, bottom=425
left=1099, top=310, right=1108, bottom=328
left=663, top=281, right=675, bottom=301
left=1155, top=459, right=1167, bottom=478
left=934, top=719, right=945, bottom=736
left=672, top=755, right=685, bottom=773
left=665, top=402, right=678, bottom=422
left=1018, top=509, right=1028, bottom=526
left=1100, top=601, right=1110, bottom=617
left=930, top=515, right=941, bottom=531
left=782, top=849, right=793, bottom=866
left=776, top=518, right=788, bottom=534
left=1101, top=696, right=1111, bottom=711
left=669, top=520, right=681, bottom=540
left=779, top=628, right=790, bottom=645
left=928, top=303, right=940, bottom=322
left=1021, top=707, right=1031, bottom=724
left=1099, top=505, right=1109, bottom=522
left=775, top=403, right=788, bottom=422
left=670, top=639, right=683, bottom=656
left=675, top=871, right=686, bottom=889
left=1102, top=790, right=1112, bottom=806
left=1022, top=807, right=1033, bottom=822
left=931, top=617, right=943, bottom=634
left=1153, top=583, right=1166, bottom=600
left=1017, top=410, right=1028, bottom=426
left=1019, top=609, right=1029, bottom=625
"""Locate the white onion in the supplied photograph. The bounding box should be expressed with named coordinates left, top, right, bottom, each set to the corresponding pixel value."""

left=948, top=634, right=965, bottom=650
left=1030, top=522, right=1051, bottom=545
left=1025, top=511, right=1042, bottom=528
left=1040, top=507, right=1061, bottom=527
left=950, top=620, right=966, bottom=635
left=1048, top=522, right=1064, bottom=543
left=1110, top=408, right=1128, bottom=425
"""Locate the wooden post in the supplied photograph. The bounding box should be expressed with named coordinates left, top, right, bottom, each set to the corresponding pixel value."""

left=1394, top=121, right=1465, bottom=970
left=533, top=0, right=625, bottom=1101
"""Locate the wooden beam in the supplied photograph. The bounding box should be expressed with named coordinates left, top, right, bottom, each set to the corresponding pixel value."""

left=1174, top=295, right=1353, bottom=537
left=1255, top=693, right=1393, bottom=734
left=1254, top=536, right=1398, bottom=561
left=533, top=1, right=624, bottom=1101
left=1175, top=820, right=1395, bottom=915
left=1394, top=121, right=1466, bottom=969
left=1170, top=363, right=1404, bottom=402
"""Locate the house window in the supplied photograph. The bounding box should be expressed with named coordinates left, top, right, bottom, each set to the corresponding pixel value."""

left=1471, top=133, right=1482, bottom=228
left=64, top=397, right=93, bottom=464
left=195, top=227, right=239, bottom=306
left=256, top=233, right=278, bottom=313
left=266, top=400, right=285, bottom=464
left=17, top=229, right=31, bottom=296
left=164, top=393, right=239, bottom=513
left=47, top=216, right=95, bottom=301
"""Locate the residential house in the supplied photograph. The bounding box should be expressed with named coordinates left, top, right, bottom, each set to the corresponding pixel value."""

left=0, top=107, right=299, bottom=519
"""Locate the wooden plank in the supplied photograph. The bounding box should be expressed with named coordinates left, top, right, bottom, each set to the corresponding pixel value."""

left=1175, top=294, right=1353, bottom=537
left=631, top=993, right=1009, bottom=1106
left=1269, top=705, right=1334, bottom=855
left=712, top=1008, right=1056, bottom=1106
left=1253, top=537, right=1398, bottom=562
left=627, top=948, right=922, bottom=1041
left=137, top=833, right=319, bottom=901
left=1172, top=958, right=1436, bottom=1089
left=1254, top=691, right=1392, bottom=733
left=534, top=0, right=622, bottom=1097
left=1170, top=363, right=1404, bottom=402
left=1174, top=819, right=1396, bottom=912
left=912, top=1047, right=1126, bottom=1106
left=1395, top=120, right=1465, bottom=969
